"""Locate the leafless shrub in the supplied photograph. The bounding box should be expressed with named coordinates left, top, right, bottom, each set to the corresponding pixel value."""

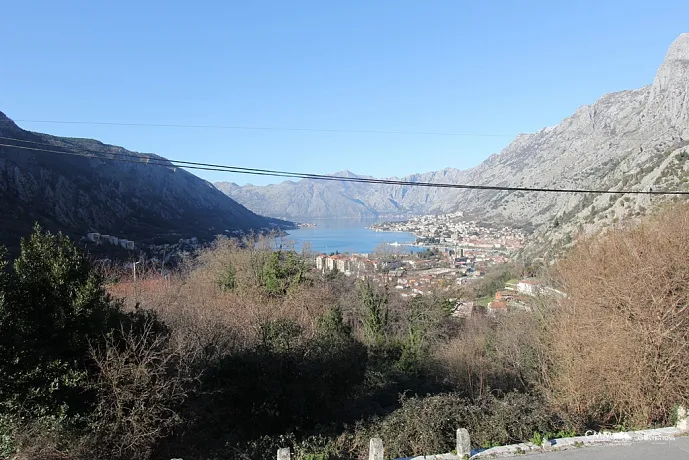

left=549, top=204, right=689, bottom=427
left=7, top=417, right=92, bottom=460
left=433, top=305, right=552, bottom=399
left=88, top=318, right=198, bottom=460
left=433, top=315, right=495, bottom=397
left=107, top=235, right=333, bottom=358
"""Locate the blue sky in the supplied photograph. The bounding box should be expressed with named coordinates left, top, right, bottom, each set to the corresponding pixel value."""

left=2, top=0, right=688, bottom=185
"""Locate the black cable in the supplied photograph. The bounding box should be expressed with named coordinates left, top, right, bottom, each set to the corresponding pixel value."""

left=7, top=118, right=515, bottom=137
left=0, top=137, right=685, bottom=195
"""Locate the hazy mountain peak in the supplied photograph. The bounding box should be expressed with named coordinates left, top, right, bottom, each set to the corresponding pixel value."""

left=330, top=170, right=359, bottom=178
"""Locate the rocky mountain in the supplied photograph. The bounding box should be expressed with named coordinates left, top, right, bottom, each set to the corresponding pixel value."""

left=218, top=33, right=689, bottom=249
left=0, top=112, right=290, bottom=251
left=215, top=168, right=467, bottom=220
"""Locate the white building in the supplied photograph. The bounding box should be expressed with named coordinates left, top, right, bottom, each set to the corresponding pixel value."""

left=119, top=240, right=134, bottom=250
left=517, top=279, right=542, bottom=296
left=315, top=254, right=327, bottom=271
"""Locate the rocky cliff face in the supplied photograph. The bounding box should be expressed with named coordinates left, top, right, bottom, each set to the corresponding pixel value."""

left=218, top=34, right=689, bottom=249
left=0, top=113, right=286, bottom=250
left=462, top=33, right=689, bottom=251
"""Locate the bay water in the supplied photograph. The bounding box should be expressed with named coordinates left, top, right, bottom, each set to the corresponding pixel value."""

left=277, top=219, right=418, bottom=254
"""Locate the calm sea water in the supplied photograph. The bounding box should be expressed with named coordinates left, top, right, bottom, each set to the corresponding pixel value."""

left=278, top=219, right=418, bottom=254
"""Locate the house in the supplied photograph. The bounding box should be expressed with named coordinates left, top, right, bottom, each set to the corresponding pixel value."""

left=87, top=232, right=101, bottom=244
left=353, top=259, right=375, bottom=273
left=517, top=279, right=542, bottom=296
left=487, top=300, right=508, bottom=315
left=336, top=257, right=348, bottom=273
left=320, top=255, right=354, bottom=274
left=315, top=254, right=328, bottom=271
left=117, top=239, right=135, bottom=250
left=389, top=268, right=405, bottom=277
left=326, top=256, right=338, bottom=271
left=495, top=290, right=516, bottom=301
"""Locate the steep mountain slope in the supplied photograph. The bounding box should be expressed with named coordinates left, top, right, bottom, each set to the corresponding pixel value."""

left=218, top=33, right=689, bottom=245
left=215, top=168, right=466, bottom=220
left=451, top=33, right=689, bottom=249
left=0, top=113, right=288, bottom=250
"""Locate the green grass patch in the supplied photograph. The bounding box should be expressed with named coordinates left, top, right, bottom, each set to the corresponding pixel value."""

left=477, top=296, right=493, bottom=307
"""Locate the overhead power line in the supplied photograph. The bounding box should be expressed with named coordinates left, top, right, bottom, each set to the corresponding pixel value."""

left=8, top=118, right=681, bottom=142
left=0, top=136, right=685, bottom=195
left=11, top=118, right=515, bottom=138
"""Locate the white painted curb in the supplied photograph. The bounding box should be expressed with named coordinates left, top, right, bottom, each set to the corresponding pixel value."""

left=397, top=426, right=683, bottom=459
left=470, top=426, right=681, bottom=458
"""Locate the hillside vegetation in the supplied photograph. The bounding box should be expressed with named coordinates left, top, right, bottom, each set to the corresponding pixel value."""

left=2, top=206, right=689, bottom=459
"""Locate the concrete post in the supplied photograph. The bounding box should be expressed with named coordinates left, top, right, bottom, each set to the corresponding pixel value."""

left=369, top=437, right=384, bottom=460
left=277, top=447, right=291, bottom=460
left=677, top=406, right=689, bottom=432
left=456, top=428, right=471, bottom=457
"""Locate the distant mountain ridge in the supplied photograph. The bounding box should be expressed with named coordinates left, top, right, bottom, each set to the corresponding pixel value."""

left=218, top=33, right=689, bottom=250
left=0, top=112, right=289, bottom=251
left=215, top=167, right=466, bottom=220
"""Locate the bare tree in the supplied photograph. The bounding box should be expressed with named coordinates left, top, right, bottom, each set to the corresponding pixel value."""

left=89, top=318, right=198, bottom=460
left=548, top=204, right=689, bottom=427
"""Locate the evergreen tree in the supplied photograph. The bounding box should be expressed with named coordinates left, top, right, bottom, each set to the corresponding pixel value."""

left=0, top=224, right=116, bottom=418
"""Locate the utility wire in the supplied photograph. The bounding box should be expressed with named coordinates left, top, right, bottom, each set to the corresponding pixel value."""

left=0, top=136, right=685, bottom=195
left=10, top=118, right=515, bottom=137
left=6, top=118, right=681, bottom=143
left=0, top=137, right=398, bottom=183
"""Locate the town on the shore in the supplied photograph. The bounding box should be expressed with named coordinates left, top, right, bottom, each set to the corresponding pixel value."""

left=313, top=212, right=544, bottom=317
left=368, top=211, right=525, bottom=250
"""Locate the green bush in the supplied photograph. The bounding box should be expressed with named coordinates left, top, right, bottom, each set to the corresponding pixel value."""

left=218, top=262, right=237, bottom=291
left=357, top=280, right=389, bottom=345
left=0, top=414, right=16, bottom=459
left=0, top=224, right=117, bottom=420
left=0, top=225, right=181, bottom=460
left=262, top=250, right=307, bottom=296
